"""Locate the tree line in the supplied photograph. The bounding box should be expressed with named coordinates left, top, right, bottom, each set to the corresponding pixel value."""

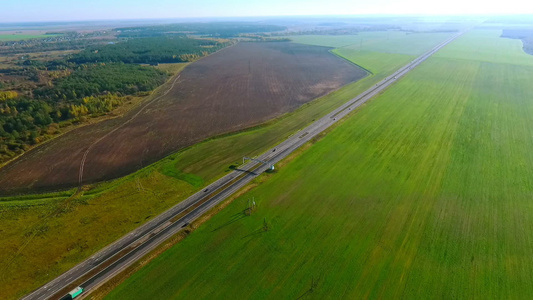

left=68, top=37, right=231, bottom=64
left=34, top=63, right=168, bottom=101
left=116, top=22, right=286, bottom=38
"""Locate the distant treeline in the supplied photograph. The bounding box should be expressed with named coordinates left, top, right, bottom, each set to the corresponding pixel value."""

left=0, top=39, right=106, bottom=55
left=0, top=31, right=111, bottom=55
left=487, top=16, right=533, bottom=24
left=116, top=22, right=286, bottom=38
left=69, top=37, right=231, bottom=64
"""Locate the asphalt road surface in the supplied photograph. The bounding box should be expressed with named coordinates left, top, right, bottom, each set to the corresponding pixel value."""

left=22, top=31, right=464, bottom=300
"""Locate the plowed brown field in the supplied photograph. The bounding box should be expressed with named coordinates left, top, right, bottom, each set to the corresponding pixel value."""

left=0, top=42, right=366, bottom=194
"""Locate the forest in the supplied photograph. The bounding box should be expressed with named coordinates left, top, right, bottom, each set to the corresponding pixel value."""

left=34, top=63, right=168, bottom=101
left=69, top=37, right=231, bottom=64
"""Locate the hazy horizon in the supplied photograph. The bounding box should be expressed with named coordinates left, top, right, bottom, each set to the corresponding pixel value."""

left=2, top=0, right=533, bottom=23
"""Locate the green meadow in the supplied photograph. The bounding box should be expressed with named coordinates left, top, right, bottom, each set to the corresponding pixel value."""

left=0, top=31, right=452, bottom=299
left=107, top=29, right=533, bottom=299
left=0, top=34, right=60, bottom=41
left=289, top=31, right=452, bottom=55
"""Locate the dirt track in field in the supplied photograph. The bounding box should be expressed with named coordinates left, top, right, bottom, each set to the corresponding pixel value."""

left=0, top=42, right=367, bottom=195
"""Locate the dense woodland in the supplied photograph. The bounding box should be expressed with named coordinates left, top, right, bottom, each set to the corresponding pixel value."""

left=35, top=63, right=168, bottom=101
left=69, top=37, right=231, bottom=64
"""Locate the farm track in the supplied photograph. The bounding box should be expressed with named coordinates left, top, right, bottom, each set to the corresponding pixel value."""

left=22, top=31, right=464, bottom=300
left=78, top=75, right=182, bottom=186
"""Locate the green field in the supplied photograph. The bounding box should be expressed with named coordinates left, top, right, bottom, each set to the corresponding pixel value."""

left=436, top=30, right=533, bottom=65
left=0, top=30, right=453, bottom=299
left=0, top=34, right=60, bottom=41
left=106, top=29, right=533, bottom=299
left=290, top=31, right=452, bottom=55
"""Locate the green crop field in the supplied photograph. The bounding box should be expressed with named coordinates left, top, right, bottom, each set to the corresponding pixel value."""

left=0, top=32, right=451, bottom=299
left=106, top=29, right=533, bottom=299
left=289, top=31, right=452, bottom=55
left=0, top=34, right=60, bottom=41
left=435, top=30, right=533, bottom=65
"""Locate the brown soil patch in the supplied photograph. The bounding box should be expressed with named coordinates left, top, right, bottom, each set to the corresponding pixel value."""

left=0, top=42, right=366, bottom=195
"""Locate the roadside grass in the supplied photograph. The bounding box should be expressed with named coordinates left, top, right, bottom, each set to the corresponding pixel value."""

left=106, top=29, right=533, bottom=299
left=0, top=172, right=196, bottom=300
left=0, top=32, right=452, bottom=299
left=333, top=49, right=412, bottom=75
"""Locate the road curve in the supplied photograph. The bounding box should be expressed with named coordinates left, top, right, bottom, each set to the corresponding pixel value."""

left=22, top=31, right=464, bottom=300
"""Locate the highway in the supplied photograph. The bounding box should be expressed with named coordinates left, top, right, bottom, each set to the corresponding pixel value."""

left=22, top=31, right=464, bottom=300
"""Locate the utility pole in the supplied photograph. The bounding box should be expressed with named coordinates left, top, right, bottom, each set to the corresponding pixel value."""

left=263, top=218, right=269, bottom=231
left=246, top=197, right=256, bottom=216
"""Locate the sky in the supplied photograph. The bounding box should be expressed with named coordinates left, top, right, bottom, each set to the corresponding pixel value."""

left=1, top=0, right=533, bottom=23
